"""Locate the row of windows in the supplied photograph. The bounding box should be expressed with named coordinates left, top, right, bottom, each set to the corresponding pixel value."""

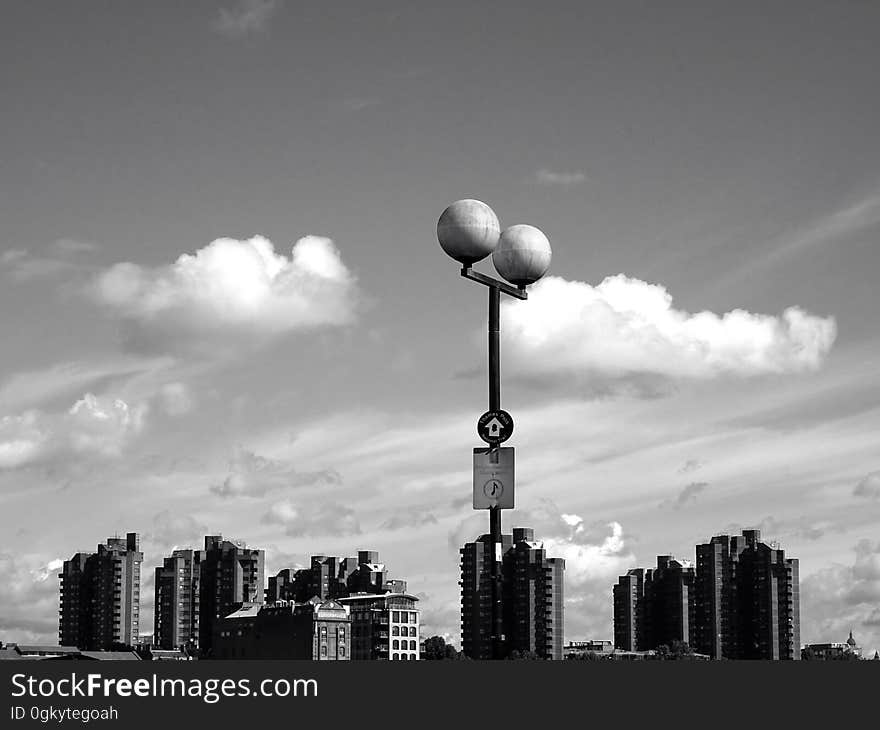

left=392, top=611, right=418, bottom=623
left=391, top=640, right=417, bottom=650
left=390, top=653, right=417, bottom=660
left=391, top=626, right=417, bottom=637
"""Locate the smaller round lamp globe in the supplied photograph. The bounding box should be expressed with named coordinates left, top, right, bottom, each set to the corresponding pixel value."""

left=437, top=199, right=501, bottom=265
left=492, top=224, right=551, bottom=286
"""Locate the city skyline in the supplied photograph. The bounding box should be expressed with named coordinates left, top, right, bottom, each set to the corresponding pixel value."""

left=2, top=523, right=866, bottom=659
left=2, top=1, right=880, bottom=658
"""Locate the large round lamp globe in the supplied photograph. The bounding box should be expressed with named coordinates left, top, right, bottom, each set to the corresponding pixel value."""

left=437, top=199, right=501, bottom=265
left=492, top=224, right=552, bottom=286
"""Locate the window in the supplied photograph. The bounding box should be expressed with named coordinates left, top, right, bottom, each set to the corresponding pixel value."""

left=392, top=626, right=399, bottom=636
left=410, top=612, right=417, bottom=622
left=392, top=640, right=399, bottom=650
left=410, top=640, right=416, bottom=650
left=409, top=627, right=417, bottom=637
left=392, top=611, right=400, bottom=622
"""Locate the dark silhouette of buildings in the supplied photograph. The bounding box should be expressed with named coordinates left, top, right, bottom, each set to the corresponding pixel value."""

left=694, top=529, right=799, bottom=660
left=214, top=598, right=351, bottom=660
left=460, top=527, right=565, bottom=660
left=59, top=533, right=142, bottom=650
left=614, top=529, right=800, bottom=660
left=644, top=556, right=696, bottom=650
left=612, top=568, right=646, bottom=651
left=154, top=548, right=202, bottom=651
left=265, top=550, right=406, bottom=604
left=613, top=556, right=694, bottom=651
left=197, top=535, right=264, bottom=655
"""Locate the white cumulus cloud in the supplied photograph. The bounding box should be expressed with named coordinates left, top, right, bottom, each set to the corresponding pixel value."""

left=502, top=274, right=836, bottom=384
left=214, top=0, right=281, bottom=37
left=92, top=235, right=359, bottom=350
left=0, top=393, right=146, bottom=471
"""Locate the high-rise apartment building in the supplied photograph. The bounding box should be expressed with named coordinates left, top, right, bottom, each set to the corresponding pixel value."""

left=59, top=533, right=142, bottom=650
left=154, top=548, right=203, bottom=650
left=643, top=555, right=695, bottom=649
left=694, top=529, right=799, bottom=660
left=613, top=556, right=694, bottom=652
left=265, top=550, right=406, bottom=604
left=198, top=535, right=264, bottom=655
left=460, top=527, right=565, bottom=660
left=615, top=530, right=801, bottom=659
left=613, top=568, right=646, bottom=651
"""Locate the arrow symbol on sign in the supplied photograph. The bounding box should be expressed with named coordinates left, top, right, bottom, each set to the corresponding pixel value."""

left=486, top=417, right=504, bottom=435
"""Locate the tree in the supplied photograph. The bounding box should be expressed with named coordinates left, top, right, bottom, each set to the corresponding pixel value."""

left=565, top=651, right=604, bottom=661
left=655, top=641, right=697, bottom=660
left=506, top=650, right=542, bottom=660
left=422, top=636, right=462, bottom=660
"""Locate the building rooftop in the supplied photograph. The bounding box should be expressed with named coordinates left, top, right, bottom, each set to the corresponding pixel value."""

left=78, top=651, right=142, bottom=661
left=337, top=592, right=420, bottom=603
left=224, top=604, right=263, bottom=620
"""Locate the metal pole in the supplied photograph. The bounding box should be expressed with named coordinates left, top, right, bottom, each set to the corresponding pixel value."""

left=488, top=286, right=503, bottom=659
left=489, top=286, right=500, bottom=411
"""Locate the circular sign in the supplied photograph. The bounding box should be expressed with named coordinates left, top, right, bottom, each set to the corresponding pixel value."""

left=483, top=479, right=504, bottom=500
left=477, top=409, right=514, bottom=445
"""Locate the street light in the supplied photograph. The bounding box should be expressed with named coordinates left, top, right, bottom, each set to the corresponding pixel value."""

left=437, top=199, right=552, bottom=659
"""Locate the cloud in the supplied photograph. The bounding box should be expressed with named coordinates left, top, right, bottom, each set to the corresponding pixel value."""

left=661, top=481, right=709, bottom=509
left=92, top=235, right=359, bottom=351
left=446, top=501, right=634, bottom=641
left=854, top=471, right=880, bottom=500
left=1, top=239, right=97, bottom=282
left=0, top=553, right=64, bottom=644
left=801, top=540, right=880, bottom=652
left=0, top=357, right=172, bottom=412
left=159, top=382, right=195, bottom=417
left=0, top=250, right=78, bottom=281
left=51, top=238, right=98, bottom=255
left=1, top=249, right=27, bottom=265
left=502, top=274, right=836, bottom=387
left=678, top=459, right=704, bottom=474
left=341, top=98, right=380, bottom=112
left=261, top=499, right=360, bottom=537
left=211, top=447, right=341, bottom=498
left=145, top=510, right=208, bottom=549
left=214, top=0, right=281, bottom=36
left=0, top=393, right=147, bottom=471
left=535, top=169, right=587, bottom=186
left=379, top=509, right=438, bottom=531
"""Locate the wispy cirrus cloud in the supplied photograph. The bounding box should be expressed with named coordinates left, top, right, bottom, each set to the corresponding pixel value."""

left=214, top=0, right=281, bottom=37
left=1, top=238, right=98, bottom=282
left=661, top=481, right=710, bottom=509
left=534, top=169, right=587, bottom=186
left=261, top=498, right=360, bottom=537
left=210, top=446, right=341, bottom=499
left=854, top=471, right=880, bottom=500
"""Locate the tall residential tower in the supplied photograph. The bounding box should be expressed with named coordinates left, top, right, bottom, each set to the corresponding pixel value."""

left=460, top=527, right=565, bottom=660
left=59, top=533, right=142, bottom=650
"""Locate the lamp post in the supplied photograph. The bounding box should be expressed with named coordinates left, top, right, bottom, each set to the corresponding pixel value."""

left=437, top=199, right=552, bottom=659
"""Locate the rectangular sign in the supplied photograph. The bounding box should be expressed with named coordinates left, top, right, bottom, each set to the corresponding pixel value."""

left=473, top=447, right=514, bottom=509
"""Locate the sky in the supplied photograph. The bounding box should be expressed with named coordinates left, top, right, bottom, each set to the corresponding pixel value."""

left=1, top=0, right=879, bottom=655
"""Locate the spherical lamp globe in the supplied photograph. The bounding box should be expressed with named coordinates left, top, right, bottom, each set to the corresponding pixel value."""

left=492, top=224, right=552, bottom=286
left=437, top=199, right=501, bottom=265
